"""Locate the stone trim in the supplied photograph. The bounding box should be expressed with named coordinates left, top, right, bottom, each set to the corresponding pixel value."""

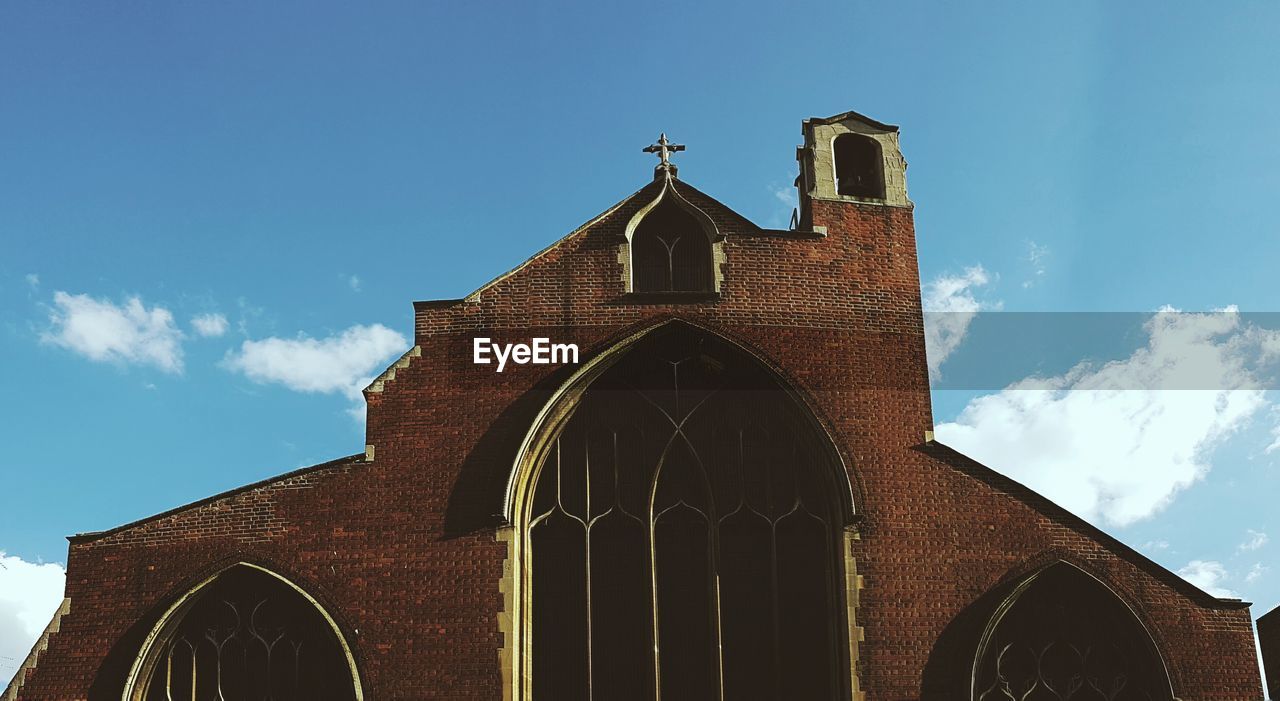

left=1, top=597, right=70, bottom=701
left=619, top=177, right=725, bottom=294
left=845, top=528, right=866, bottom=701
left=364, top=345, right=421, bottom=394
left=799, top=112, right=912, bottom=208
left=496, top=526, right=517, bottom=701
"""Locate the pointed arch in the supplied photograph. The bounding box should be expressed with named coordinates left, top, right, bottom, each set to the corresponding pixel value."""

left=971, top=560, right=1175, bottom=701
left=504, top=319, right=857, bottom=701
left=622, top=181, right=723, bottom=293
left=502, top=319, right=856, bottom=526
left=121, top=562, right=363, bottom=701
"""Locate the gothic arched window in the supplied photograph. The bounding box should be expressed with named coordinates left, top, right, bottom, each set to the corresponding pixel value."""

left=974, top=564, right=1173, bottom=701
left=631, top=199, right=714, bottom=293
left=135, top=565, right=359, bottom=701
left=525, top=325, right=847, bottom=700
left=833, top=133, right=884, bottom=199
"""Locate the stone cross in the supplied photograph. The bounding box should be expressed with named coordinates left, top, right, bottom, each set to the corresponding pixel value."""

left=644, top=133, right=685, bottom=176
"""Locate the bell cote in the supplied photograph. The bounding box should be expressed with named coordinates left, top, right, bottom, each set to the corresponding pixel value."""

left=796, top=110, right=911, bottom=212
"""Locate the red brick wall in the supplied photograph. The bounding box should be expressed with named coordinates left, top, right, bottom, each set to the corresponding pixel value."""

left=14, top=177, right=1262, bottom=700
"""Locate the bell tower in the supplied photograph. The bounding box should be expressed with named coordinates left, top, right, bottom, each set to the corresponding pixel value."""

left=795, top=110, right=931, bottom=427
left=795, top=110, right=911, bottom=230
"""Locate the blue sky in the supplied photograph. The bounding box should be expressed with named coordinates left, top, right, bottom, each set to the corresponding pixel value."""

left=2, top=0, right=1279, bottom=689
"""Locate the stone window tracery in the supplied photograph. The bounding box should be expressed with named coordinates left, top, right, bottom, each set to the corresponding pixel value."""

left=974, top=564, right=1173, bottom=701
left=136, top=566, right=358, bottom=701
left=524, top=326, right=846, bottom=700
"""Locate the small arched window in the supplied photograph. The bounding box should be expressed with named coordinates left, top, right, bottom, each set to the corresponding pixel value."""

left=631, top=199, right=713, bottom=293
left=833, top=133, right=884, bottom=199
left=136, top=566, right=358, bottom=701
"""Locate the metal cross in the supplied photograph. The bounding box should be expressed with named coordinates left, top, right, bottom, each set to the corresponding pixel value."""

left=643, top=133, right=685, bottom=172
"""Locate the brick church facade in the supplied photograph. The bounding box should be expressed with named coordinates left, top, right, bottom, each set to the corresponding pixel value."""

left=5, top=111, right=1265, bottom=700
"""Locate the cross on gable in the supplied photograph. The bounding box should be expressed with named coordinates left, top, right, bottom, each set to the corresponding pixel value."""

left=643, top=133, right=685, bottom=178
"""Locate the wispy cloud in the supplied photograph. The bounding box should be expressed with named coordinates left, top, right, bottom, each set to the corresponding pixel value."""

left=1265, top=412, right=1280, bottom=454
left=190, top=312, right=229, bottom=338
left=24, top=274, right=39, bottom=289
left=233, top=297, right=267, bottom=337
left=1238, top=529, right=1269, bottom=552
left=1022, top=241, right=1049, bottom=289
left=936, top=308, right=1279, bottom=526
left=1245, top=562, right=1267, bottom=585
left=40, top=292, right=184, bottom=373
left=1177, top=559, right=1236, bottom=598
left=767, top=181, right=798, bottom=229
left=0, top=552, right=65, bottom=688
left=922, top=265, right=998, bottom=380
left=223, top=324, right=407, bottom=419
left=344, top=274, right=362, bottom=293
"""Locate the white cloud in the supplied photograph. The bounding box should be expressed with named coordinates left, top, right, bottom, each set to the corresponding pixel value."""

left=1022, top=241, right=1049, bottom=289
left=1266, top=415, right=1280, bottom=454
left=190, top=312, right=229, bottom=338
left=24, top=274, right=39, bottom=289
left=1239, top=529, right=1269, bottom=552
left=772, top=185, right=796, bottom=206
left=936, top=309, right=1278, bottom=526
left=223, top=324, right=407, bottom=414
left=922, top=266, right=998, bottom=380
left=768, top=181, right=799, bottom=228
left=346, top=275, right=361, bottom=293
left=1176, top=559, right=1236, bottom=598
left=0, top=553, right=65, bottom=688
left=1246, top=562, right=1268, bottom=585
left=1141, top=539, right=1170, bottom=552
left=41, top=292, right=184, bottom=373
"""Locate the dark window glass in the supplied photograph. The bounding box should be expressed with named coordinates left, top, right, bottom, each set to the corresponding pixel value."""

left=142, top=566, right=356, bottom=701
left=528, top=326, right=844, bottom=700
left=974, top=564, right=1173, bottom=701
left=834, top=133, right=884, bottom=199
left=632, top=201, right=713, bottom=293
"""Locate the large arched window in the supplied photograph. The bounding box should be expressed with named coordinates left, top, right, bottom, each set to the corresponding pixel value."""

left=631, top=199, right=714, bottom=293
left=523, top=324, right=848, bottom=700
left=131, top=565, right=360, bottom=701
left=974, top=563, right=1173, bottom=701
left=833, top=133, right=884, bottom=199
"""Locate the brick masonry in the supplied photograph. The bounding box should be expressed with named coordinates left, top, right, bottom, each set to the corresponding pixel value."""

left=1260, top=606, right=1279, bottom=698
left=9, top=131, right=1264, bottom=700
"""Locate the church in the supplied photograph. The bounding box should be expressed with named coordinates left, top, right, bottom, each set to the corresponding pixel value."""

left=4, top=110, right=1265, bottom=700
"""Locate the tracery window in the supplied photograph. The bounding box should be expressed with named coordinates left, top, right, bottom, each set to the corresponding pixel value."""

left=138, top=565, right=357, bottom=701
left=526, top=326, right=846, bottom=700
left=833, top=133, right=884, bottom=199
left=974, top=564, right=1172, bottom=701
left=631, top=199, right=714, bottom=293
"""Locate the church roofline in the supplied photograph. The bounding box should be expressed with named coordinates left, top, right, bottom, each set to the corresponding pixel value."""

left=413, top=298, right=465, bottom=309
left=411, top=176, right=767, bottom=309
left=411, top=179, right=659, bottom=308
left=920, top=440, right=1252, bottom=611
left=804, top=109, right=900, bottom=132
left=67, top=453, right=367, bottom=544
